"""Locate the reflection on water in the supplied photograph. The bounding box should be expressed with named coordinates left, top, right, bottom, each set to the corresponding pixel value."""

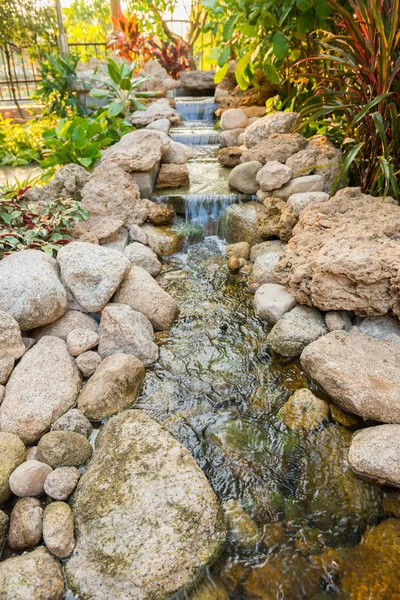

left=138, top=237, right=387, bottom=599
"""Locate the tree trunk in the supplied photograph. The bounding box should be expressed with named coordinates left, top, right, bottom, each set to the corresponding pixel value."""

left=4, top=45, right=24, bottom=119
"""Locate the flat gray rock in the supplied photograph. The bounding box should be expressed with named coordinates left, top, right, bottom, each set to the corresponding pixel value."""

left=301, top=331, right=400, bottom=423
left=348, top=425, right=400, bottom=487
left=355, top=315, right=400, bottom=340
left=267, top=305, right=327, bottom=357
left=65, top=410, right=225, bottom=600
left=254, top=284, right=296, bottom=324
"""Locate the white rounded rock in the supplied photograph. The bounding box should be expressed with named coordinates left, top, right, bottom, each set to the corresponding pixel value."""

left=9, top=460, right=53, bottom=497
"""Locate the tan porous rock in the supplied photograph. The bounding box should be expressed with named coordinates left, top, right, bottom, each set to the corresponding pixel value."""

left=256, top=197, right=297, bottom=242
left=240, top=133, right=307, bottom=164
left=217, top=146, right=244, bottom=167
left=274, top=188, right=400, bottom=316
left=301, top=331, right=400, bottom=423
left=285, top=146, right=317, bottom=177
left=156, top=164, right=190, bottom=188
left=146, top=201, right=176, bottom=225
left=244, top=112, right=299, bottom=148
left=308, top=135, right=342, bottom=193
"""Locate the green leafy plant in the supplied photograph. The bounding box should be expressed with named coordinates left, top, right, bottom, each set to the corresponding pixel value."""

left=0, top=116, right=54, bottom=166
left=34, top=53, right=85, bottom=118
left=0, top=177, right=88, bottom=258
left=90, top=58, right=159, bottom=117
left=297, top=0, right=400, bottom=199
left=40, top=111, right=130, bottom=169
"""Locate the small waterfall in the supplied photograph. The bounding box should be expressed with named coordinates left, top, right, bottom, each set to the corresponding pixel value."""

left=184, top=194, right=241, bottom=236
left=171, top=128, right=220, bottom=145
left=175, top=97, right=217, bottom=121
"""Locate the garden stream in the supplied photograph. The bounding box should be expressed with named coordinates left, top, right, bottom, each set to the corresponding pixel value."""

left=142, top=97, right=386, bottom=599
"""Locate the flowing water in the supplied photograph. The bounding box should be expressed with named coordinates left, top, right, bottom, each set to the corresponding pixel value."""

left=144, top=99, right=391, bottom=598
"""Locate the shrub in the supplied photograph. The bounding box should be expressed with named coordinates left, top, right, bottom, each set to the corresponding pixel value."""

left=34, top=53, right=85, bottom=118
left=297, top=0, right=400, bottom=199
left=0, top=117, right=54, bottom=166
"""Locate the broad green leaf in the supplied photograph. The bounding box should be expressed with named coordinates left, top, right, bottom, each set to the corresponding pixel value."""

left=218, top=46, right=231, bottom=68
left=55, top=118, right=67, bottom=137
left=272, top=31, right=288, bottom=61
left=77, top=157, right=93, bottom=168
left=107, top=59, right=122, bottom=85
left=42, top=128, right=56, bottom=140
left=239, top=23, right=258, bottom=38
left=235, top=50, right=253, bottom=90
left=263, top=62, right=281, bottom=85
left=71, top=125, right=88, bottom=150
left=223, top=14, right=238, bottom=42
left=314, top=0, right=331, bottom=19
left=214, top=62, right=229, bottom=84
left=297, top=10, right=314, bottom=35
left=296, top=0, right=312, bottom=12
left=90, top=88, right=110, bottom=99
left=120, top=77, right=132, bottom=91
left=107, top=100, right=125, bottom=117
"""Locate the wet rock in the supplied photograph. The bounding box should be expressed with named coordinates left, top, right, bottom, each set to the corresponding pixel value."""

left=250, top=240, right=286, bottom=262
left=355, top=314, right=400, bottom=340
left=43, top=501, right=75, bottom=558
left=241, top=132, right=307, bottom=164
left=75, top=351, right=102, bottom=378
left=0, top=311, right=25, bottom=360
left=248, top=244, right=286, bottom=291
left=256, top=197, right=297, bottom=241
left=301, top=331, right=400, bottom=423
left=81, top=161, right=146, bottom=226
left=44, top=467, right=80, bottom=500
left=256, top=161, right=292, bottom=192
left=340, top=519, right=400, bottom=599
left=254, top=284, right=296, bottom=323
left=0, top=546, right=65, bottom=600
left=219, top=128, right=246, bottom=147
left=57, top=242, right=131, bottom=313
left=37, top=431, right=92, bottom=468
left=0, top=250, right=68, bottom=331
left=325, top=310, right=352, bottom=332
left=261, top=522, right=285, bottom=549
left=228, top=161, right=263, bottom=194
left=381, top=491, right=400, bottom=517
left=51, top=408, right=92, bottom=438
left=0, top=356, right=14, bottom=385
left=244, top=112, right=299, bottom=148
left=147, top=201, right=176, bottom=226
left=217, top=146, right=244, bottom=167
left=278, top=388, right=329, bottom=432
left=286, top=146, right=317, bottom=177
left=8, top=497, right=43, bottom=551
left=129, top=223, right=147, bottom=245
left=33, top=309, right=98, bottom=341
left=222, top=202, right=264, bottom=246
left=227, top=256, right=240, bottom=271
left=66, top=328, right=99, bottom=356
left=329, top=404, right=358, bottom=427
left=9, top=460, right=52, bottom=497
left=0, top=336, right=81, bottom=444
left=162, top=141, right=191, bottom=165
left=189, top=576, right=229, bottom=600
left=275, top=188, right=400, bottom=316
left=348, top=425, right=400, bottom=487
left=98, top=304, right=158, bottom=366
left=226, top=242, right=250, bottom=260
left=114, top=266, right=180, bottom=330
left=78, top=354, right=145, bottom=420
left=287, top=190, right=329, bottom=214
left=141, top=223, right=184, bottom=256
left=221, top=108, right=248, bottom=130
left=267, top=305, right=327, bottom=357
left=65, top=410, right=225, bottom=600
left=307, top=135, right=342, bottom=193
left=267, top=174, right=325, bottom=200
left=130, top=98, right=182, bottom=126
left=223, top=499, right=260, bottom=549
left=296, top=424, right=381, bottom=544
left=0, top=510, right=9, bottom=546
left=156, top=164, right=190, bottom=188
left=0, top=432, right=26, bottom=504
left=124, top=242, right=162, bottom=276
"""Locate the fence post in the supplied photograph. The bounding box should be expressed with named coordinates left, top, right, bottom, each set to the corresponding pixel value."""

left=55, top=0, right=69, bottom=58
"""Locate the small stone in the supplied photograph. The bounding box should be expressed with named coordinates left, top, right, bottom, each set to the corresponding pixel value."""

left=124, top=242, right=162, bottom=277
left=147, top=202, right=176, bottom=226
left=43, top=501, right=75, bottom=559
left=223, top=499, right=260, bottom=549
left=78, top=354, right=145, bottom=420
left=329, top=404, right=358, bottom=427
left=0, top=310, right=25, bottom=360
left=156, top=164, right=189, bottom=188
left=33, top=309, right=99, bottom=341
left=0, top=510, right=9, bottom=547
left=0, top=432, right=26, bottom=504
left=9, top=460, right=52, bottom=497
left=44, top=467, right=80, bottom=501
left=141, top=224, right=184, bottom=257
left=51, top=408, right=93, bottom=438
left=0, top=547, right=65, bottom=600
left=37, top=431, right=92, bottom=468
left=0, top=356, right=14, bottom=385
left=278, top=388, right=329, bottom=432
left=228, top=256, right=240, bottom=271
left=253, top=284, right=296, bottom=324
left=228, top=161, right=263, bottom=195
left=261, top=522, right=285, bottom=549
left=325, top=310, right=352, bottom=332
left=250, top=240, right=286, bottom=262
left=348, top=424, right=400, bottom=487
left=267, top=305, right=327, bottom=358
left=220, top=108, right=248, bottom=131
left=219, top=128, right=245, bottom=148
left=75, top=351, right=102, bottom=378
left=256, top=161, right=292, bottom=192
left=287, top=191, right=329, bottom=214
left=226, top=242, right=250, bottom=260
left=66, top=328, right=99, bottom=356
left=129, top=223, right=147, bottom=245
left=248, top=244, right=286, bottom=291
left=8, top=497, right=43, bottom=551
left=26, top=446, right=39, bottom=460
left=217, top=146, right=244, bottom=167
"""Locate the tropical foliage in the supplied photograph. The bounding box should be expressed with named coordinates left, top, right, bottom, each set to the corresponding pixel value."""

left=298, top=0, right=400, bottom=199
left=0, top=117, right=54, bottom=166
left=0, top=177, right=88, bottom=258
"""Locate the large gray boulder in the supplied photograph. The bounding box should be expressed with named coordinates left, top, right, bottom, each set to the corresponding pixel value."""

left=57, top=242, right=131, bottom=313
left=0, top=547, right=65, bottom=600
left=114, top=266, right=179, bottom=330
left=0, top=336, right=81, bottom=444
left=267, top=305, right=327, bottom=357
left=301, top=331, right=400, bottom=423
left=221, top=202, right=264, bottom=246
left=98, top=304, right=158, bottom=366
left=228, top=161, right=262, bottom=195
left=0, top=250, right=68, bottom=331
left=348, top=425, right=400, bottom=487
left=65, top=410, right=225, bottom=600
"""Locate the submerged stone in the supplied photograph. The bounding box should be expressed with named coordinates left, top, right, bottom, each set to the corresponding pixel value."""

left=278, top=388, right=329, bottom=432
